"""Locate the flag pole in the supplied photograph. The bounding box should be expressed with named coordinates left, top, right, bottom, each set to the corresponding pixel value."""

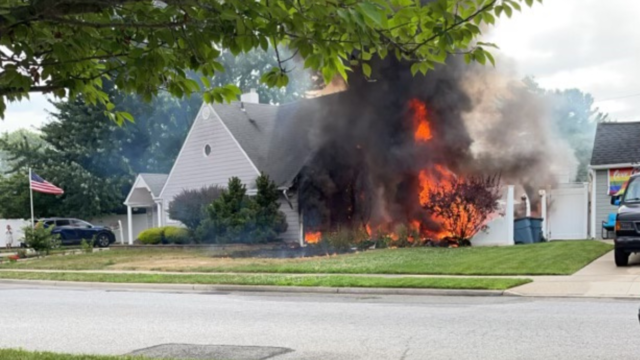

left=29, top=167, right=35, bottom=229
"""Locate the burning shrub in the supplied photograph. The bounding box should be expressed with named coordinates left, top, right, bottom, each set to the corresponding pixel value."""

left=422, top=174, right=502, bottom=244
left=169, top=185, right=223, bottom=231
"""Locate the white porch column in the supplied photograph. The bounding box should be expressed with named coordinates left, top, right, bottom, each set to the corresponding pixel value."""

left=589, top=168, right=597, bottom=239
left=127, top=206, right=133, bottom=245
left=156, top=202, right=163, bottom=227
left=539, top=190, right=547, bottom=239
left=506, top=185, right=515, bottom=245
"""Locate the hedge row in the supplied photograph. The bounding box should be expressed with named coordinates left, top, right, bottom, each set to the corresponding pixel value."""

left=138, top=226, right=190, bottom=245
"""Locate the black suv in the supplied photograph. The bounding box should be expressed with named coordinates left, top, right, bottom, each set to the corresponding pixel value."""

left=37, top=218, right=116, bottom=248
left=612, top=173, right=640, bottom=266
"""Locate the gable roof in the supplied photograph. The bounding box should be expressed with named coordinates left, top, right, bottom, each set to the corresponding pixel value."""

left=591, top=122, right=640, bottom=166
left=138, top=173, right=169, bottom=197
left=211, top=94, right=339, bottom=187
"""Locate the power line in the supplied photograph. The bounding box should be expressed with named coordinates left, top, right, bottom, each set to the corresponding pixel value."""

left=596, top=92, right=640, bottom=102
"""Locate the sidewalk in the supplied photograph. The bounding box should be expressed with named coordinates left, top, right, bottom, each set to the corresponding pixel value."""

left=506, top=250, right=640, bottom=298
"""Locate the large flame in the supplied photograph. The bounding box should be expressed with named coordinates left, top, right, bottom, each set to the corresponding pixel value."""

left=409, top=99, right=432, bottom=142
left=304, top=98, right=489, bottom=245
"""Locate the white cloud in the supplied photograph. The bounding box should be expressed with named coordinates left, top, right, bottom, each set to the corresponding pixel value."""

left=486, top=0, right=640, bottom=121
left=0, top=93, right=53, bottom=133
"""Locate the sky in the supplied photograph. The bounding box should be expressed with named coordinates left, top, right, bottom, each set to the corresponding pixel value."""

left=2, top=0, right=640, bottom=133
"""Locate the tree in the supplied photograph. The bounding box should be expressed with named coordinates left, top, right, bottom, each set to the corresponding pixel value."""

left=422, top=175, right=502, bottom=244
left=0, top=81, right=198, bottom=218
left=524, top=78, right=605, bottom=181
left=206, top=177, right=256, bottom=244
left=0, top=129, right=45, bottom=174
left=0, top=0, right=539, bottom=120
left=202, top=175, right=288, bottom=244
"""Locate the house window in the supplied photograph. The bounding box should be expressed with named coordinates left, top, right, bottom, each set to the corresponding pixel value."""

left=204, top=144, right=212, bottom=157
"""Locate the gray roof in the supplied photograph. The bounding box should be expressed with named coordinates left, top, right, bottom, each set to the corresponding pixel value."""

left=139, top=173, right=169, bottom=197
left=211, top=95, right=338, bottom=187
left=591, top=122, right=640, bottom=166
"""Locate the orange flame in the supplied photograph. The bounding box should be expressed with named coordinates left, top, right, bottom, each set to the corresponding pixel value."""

left=409, top=99, right=432, bottom=142
left=305, top=232, right=322, bottom=244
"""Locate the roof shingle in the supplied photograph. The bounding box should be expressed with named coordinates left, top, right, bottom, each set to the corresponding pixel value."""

left=591, top=122, right=640, bottom=166
left=211, top=95, right=339, bottom=187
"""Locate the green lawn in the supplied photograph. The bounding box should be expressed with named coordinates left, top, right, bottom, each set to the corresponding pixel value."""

left=0, top=349, right=189, bottom=360
left=0, top=271, right=530, bottom=290
left=0, top=240, right=612, bottom=275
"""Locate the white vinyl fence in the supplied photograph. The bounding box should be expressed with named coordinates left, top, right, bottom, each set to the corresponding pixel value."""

left=546, top=183, right=589, bottom=240
left=0, top=219, right=29, bottom=248
left=472, top=185, right=515, bottom=247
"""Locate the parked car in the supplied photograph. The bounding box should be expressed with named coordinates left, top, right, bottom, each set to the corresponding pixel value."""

left=611, top=173, right=640, bottom=266
left=36, top=218, right=116, bottom=248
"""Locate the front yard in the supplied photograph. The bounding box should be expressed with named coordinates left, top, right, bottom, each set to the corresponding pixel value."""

left=0, top=240, right=612, bottom=276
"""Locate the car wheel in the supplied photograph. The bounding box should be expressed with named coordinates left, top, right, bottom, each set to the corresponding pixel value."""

left=96, top=234, right=110, bottom=248
left=615, top=250, right=629, bottom=267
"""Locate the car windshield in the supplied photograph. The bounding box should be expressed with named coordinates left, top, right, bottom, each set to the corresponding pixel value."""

left=623, top=178, right=640, bottom=203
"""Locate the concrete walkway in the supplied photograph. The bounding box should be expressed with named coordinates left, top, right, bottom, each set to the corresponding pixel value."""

left=507, top=250, right=640, bottom=298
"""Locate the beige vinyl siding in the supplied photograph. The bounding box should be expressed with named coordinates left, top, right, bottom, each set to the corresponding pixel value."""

left=161, top=104, right=259, bottom=223
left=595, top=169, right=618, bottom=239
left=278, top=193, right=301, bottom=243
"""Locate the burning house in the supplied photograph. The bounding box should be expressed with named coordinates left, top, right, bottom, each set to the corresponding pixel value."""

left=124, top=57, right=577, bottom=246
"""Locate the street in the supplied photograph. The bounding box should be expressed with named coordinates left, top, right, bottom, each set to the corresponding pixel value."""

left=0, top=284, right=639, bottom=360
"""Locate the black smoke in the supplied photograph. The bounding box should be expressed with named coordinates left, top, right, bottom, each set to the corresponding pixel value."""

left=297, top=56, right=575, bottom=234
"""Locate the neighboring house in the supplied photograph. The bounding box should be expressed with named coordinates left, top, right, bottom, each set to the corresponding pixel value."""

left=589, top=121, right=640, bottom=239
left=124, top=90, right=334, bottom=244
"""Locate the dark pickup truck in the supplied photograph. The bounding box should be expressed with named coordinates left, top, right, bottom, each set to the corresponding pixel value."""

left=612, top=173, right=640, bottom=266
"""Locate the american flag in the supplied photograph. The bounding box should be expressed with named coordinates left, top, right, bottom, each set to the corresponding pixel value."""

left=30, top=172, right=64, bottom=195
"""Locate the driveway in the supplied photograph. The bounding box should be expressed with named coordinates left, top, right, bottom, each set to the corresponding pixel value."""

left=508, top=248, right=640, bottom=298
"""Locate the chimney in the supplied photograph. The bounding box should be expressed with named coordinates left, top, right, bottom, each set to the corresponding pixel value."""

left=240, top=88, right=259, bottom=104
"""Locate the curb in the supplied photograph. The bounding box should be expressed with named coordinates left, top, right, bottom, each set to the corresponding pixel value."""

left=0, top=279, right=507, bottom=297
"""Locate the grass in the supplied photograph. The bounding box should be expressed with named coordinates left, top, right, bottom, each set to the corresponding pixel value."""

left=0, top=271, right=530, bottom=290
left=0, top=240, right=612, bottom=276
left=0, top=349, right=195, bottom=360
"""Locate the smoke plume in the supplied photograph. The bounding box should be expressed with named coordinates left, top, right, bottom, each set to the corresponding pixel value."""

left=297, top=56, right=576, bottom=236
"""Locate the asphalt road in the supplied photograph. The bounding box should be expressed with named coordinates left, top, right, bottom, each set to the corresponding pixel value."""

left=1, top=284, right=639, bottom=360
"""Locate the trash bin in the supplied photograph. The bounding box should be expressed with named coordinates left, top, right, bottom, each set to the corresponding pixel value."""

left=514, top=218, right=533, bottom=244
left=529, top=217, right=544, bottom=243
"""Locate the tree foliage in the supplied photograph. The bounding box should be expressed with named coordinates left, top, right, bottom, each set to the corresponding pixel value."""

left=201, top=175, right=288, bottom=244
left=525, top=78, right=605, bottom=181
left=0, top=0, right=539, bottom=119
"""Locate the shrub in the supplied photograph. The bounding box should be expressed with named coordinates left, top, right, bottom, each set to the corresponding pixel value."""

left=203, top=174, right=288, bottom=244
left=169, top=185, right=223, bottom=231
left=324, top=228, right=355, bottom=253
left=22, top=225, right=60, bottom=255
left=138, top=227, right=164, bottom=245
left=163, top=226, right=191, bottom=244
left=81, top=239, right=94, bottom=253
left=16, top=249, right=27, bottom=259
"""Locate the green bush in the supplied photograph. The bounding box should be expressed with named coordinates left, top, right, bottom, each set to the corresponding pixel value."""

left=168, top=185, right=223, bottom=231
left=138, top=227, right=164, bottom=245
left=163, top=226, right=191, bottom=244
left=81, top=239, right=94, bottom=253
left=23, top=225, right=60, bottom=255
left=202, top=174, right=288, bottom=244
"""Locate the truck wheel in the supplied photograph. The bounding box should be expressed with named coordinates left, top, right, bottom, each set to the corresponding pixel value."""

left=615, top=250, right=629, bottom=267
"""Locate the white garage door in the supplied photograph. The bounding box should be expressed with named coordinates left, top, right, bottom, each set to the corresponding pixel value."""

left=547, top=183, right=589, bottom=240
